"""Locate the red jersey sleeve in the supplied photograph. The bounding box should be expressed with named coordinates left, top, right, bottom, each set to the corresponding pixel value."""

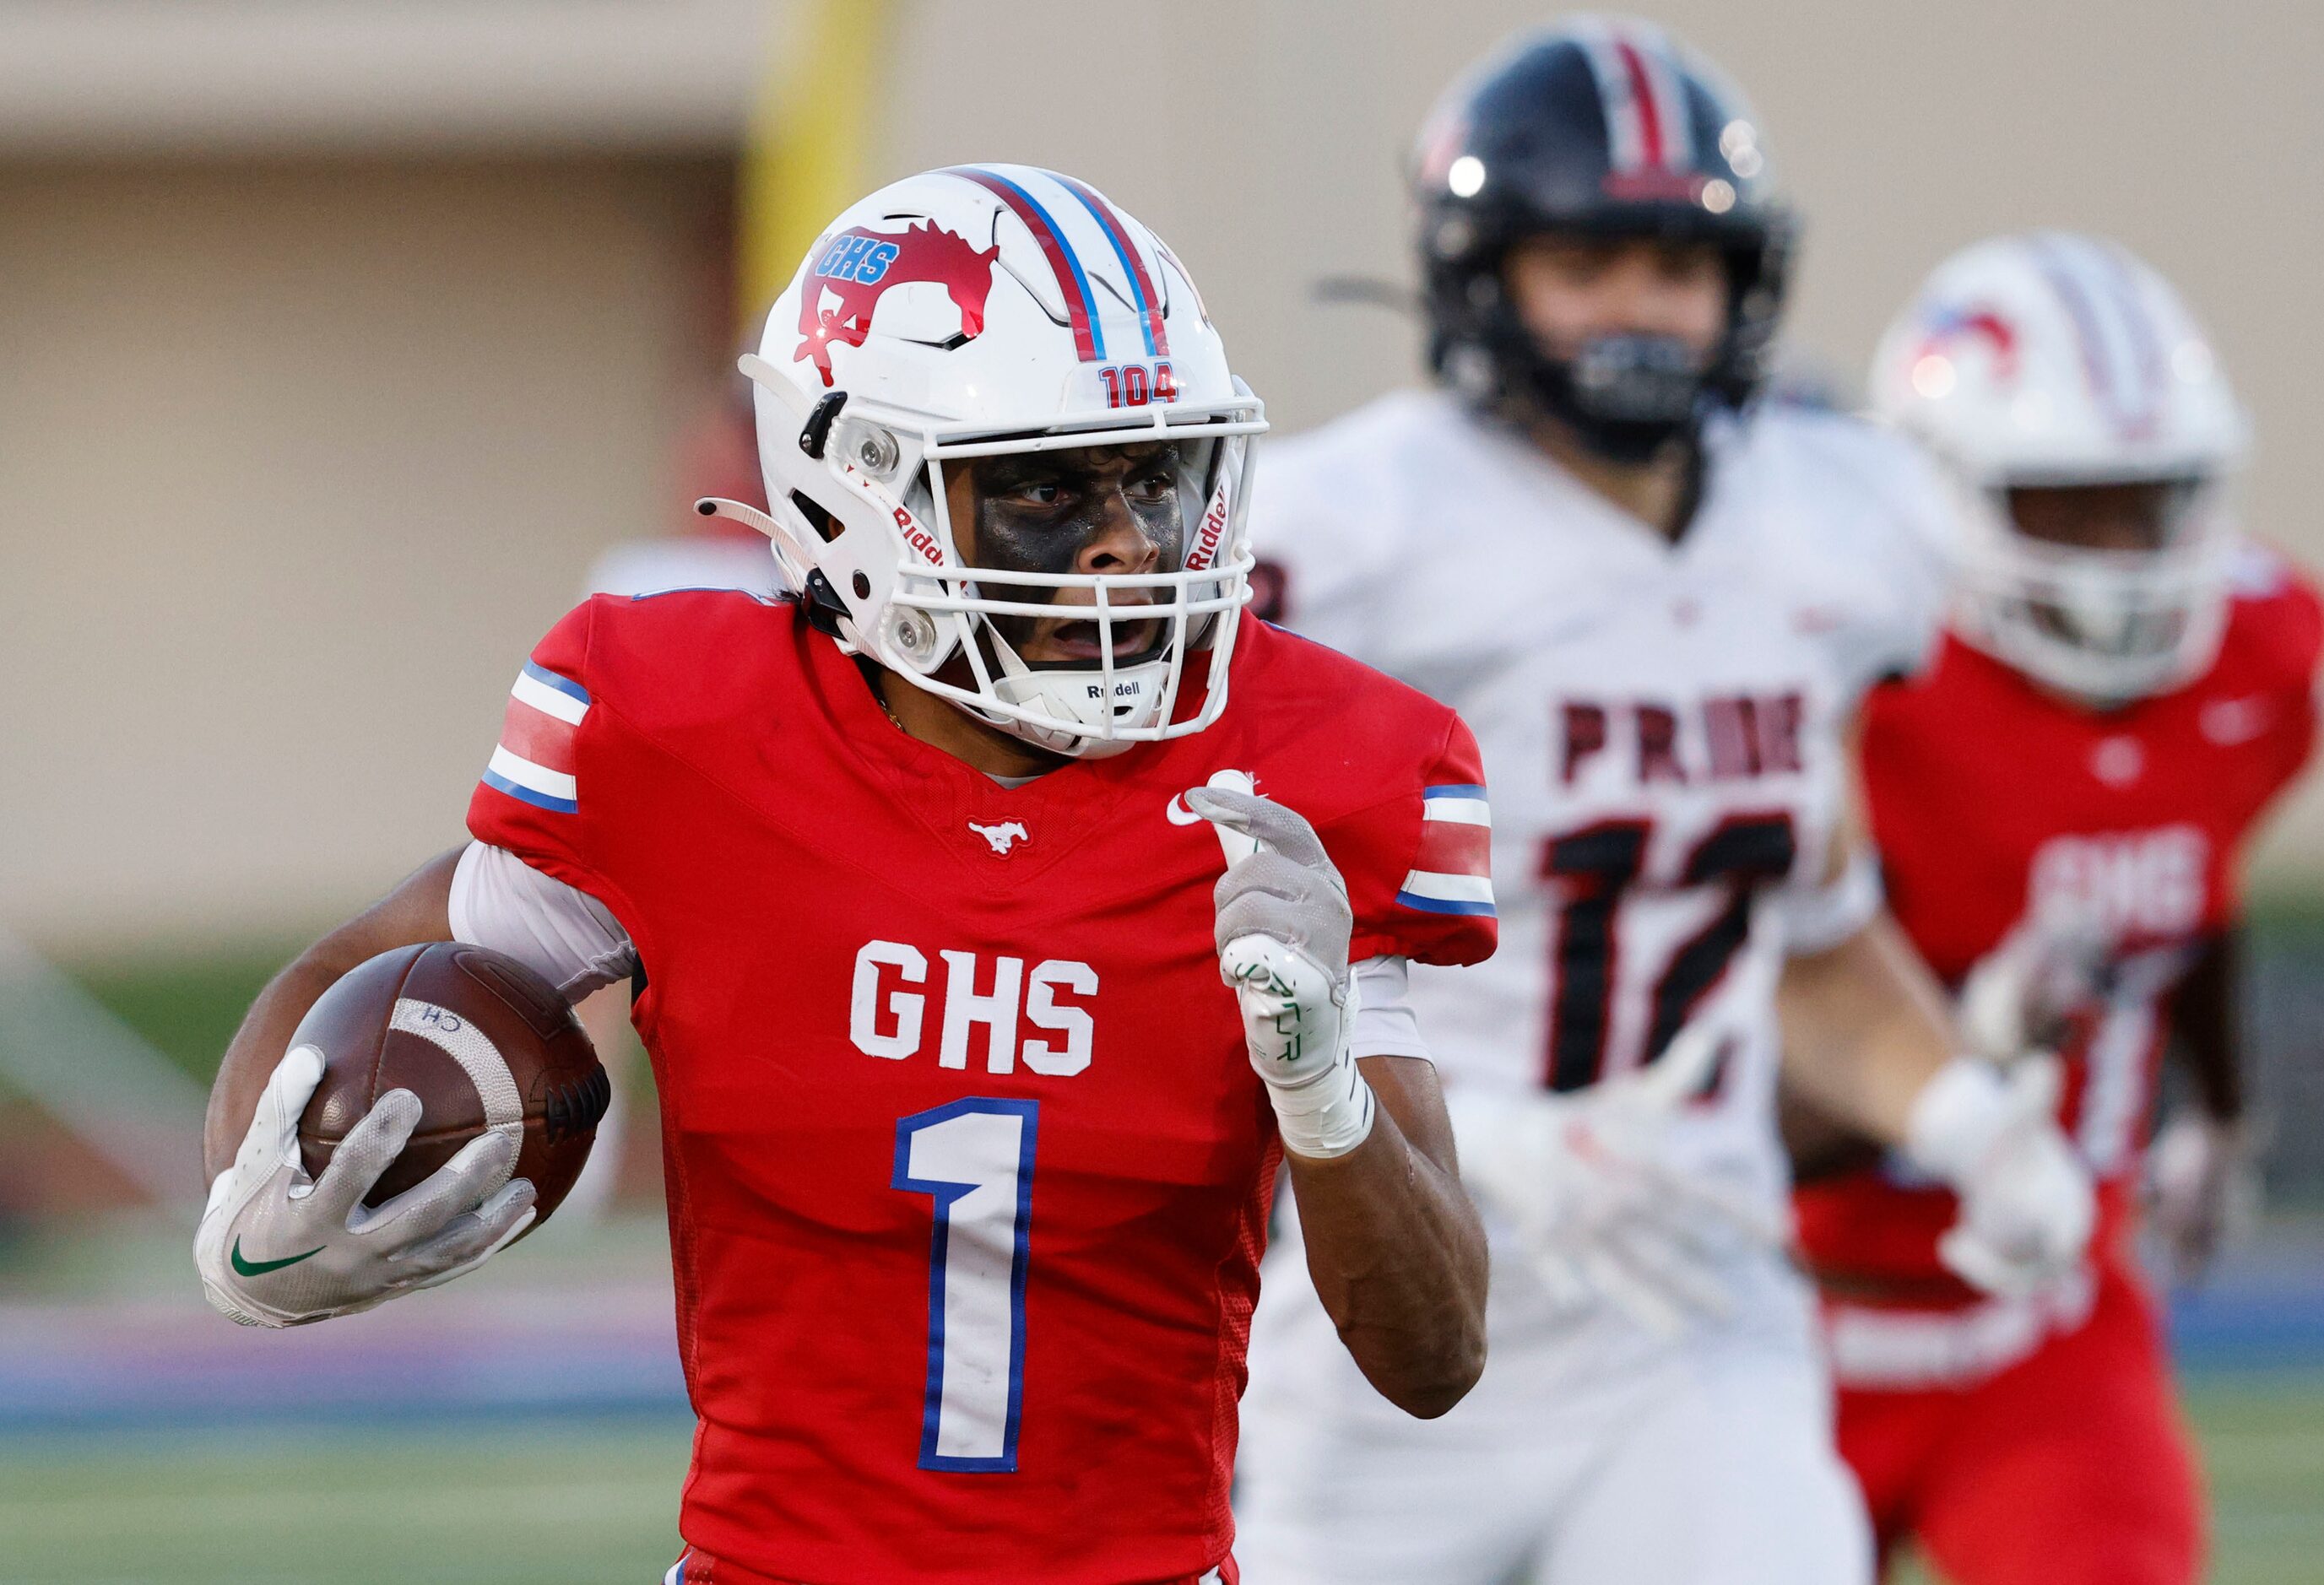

left=465, top=600, right=626, bottom=913
left=2201, top=545, right=2324, bottom=847
left=1333, top=711, right=1498, bottom=967
left=2251, top=558, right=2324, bottom=798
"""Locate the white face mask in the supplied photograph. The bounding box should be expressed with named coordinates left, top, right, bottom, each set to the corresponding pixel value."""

left=890, top=428, right=1257, bottom=760
left=1953, top=476, right=2231, bottom=705
left=734, top=365, right=1264, bottom=763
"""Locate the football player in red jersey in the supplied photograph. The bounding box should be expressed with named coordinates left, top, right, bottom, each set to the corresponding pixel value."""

left=192, top=166, right=1498, bottom=1585
left=1790, top=234, right=2321, bottom=1585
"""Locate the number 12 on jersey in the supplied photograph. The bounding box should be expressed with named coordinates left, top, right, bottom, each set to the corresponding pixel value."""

left=1541, top=814, right=1797, bottom=1091
left=893, top=1098, right=1038, bottom=1473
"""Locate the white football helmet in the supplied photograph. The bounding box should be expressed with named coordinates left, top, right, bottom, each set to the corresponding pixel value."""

left=703, top=165, right=1265, bottom=759
left=1871, top=233, right=2250, bottom=703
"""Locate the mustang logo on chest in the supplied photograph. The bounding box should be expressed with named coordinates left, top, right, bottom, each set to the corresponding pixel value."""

left=969, top=820, right=1030, bottom=856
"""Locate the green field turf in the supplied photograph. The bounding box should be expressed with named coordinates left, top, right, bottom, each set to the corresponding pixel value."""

left=0, top=1416, right=696, bottom=1585
left=1, top=1374, right=2317, bottom=1585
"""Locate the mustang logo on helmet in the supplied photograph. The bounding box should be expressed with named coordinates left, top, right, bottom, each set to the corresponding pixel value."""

left=1913, top=305, right=2020, bottom=384
left=795, top=220, right=1002, bottom=387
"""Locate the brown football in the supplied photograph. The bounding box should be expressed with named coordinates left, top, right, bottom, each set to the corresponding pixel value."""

left=291, top=941, right=609, bottom=1227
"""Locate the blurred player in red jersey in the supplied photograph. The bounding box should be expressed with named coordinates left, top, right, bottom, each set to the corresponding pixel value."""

left=192, top=166, right=1498, bottom=1585
left=1790, top=234, right=2321, bottom=1585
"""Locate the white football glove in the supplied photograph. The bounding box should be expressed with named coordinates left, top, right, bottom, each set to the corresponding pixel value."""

left=2148, top=1112, right=2257, bottom=1287
left=1449, top=1025, right=1786, bottom=1338
left=195, top=1044, right=538, bottom=1328
left=1185, top=774, right=1373, bottom=1160
left=1904, top=1054, right=2095, bottom=1298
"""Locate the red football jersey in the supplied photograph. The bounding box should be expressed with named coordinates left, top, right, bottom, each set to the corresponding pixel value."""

left=468, top=592, right=1495, bottom=1585
left=1795, top=547, right=2321, bottom=1302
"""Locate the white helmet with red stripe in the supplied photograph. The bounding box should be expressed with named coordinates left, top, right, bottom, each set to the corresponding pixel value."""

left=709, top=164, right=1265, bottom=759
left=1871, top=233, right=2250, bottom=702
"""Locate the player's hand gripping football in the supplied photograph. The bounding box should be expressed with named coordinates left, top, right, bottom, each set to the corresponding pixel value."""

left=194, top=1046, right=537, bottom=1328
left=1448, top=1023, right=1787, bottom=1337
left=1184, top=772, right=1373, bottom=1160
left=1904, top=1052, right=2095, bottom=1298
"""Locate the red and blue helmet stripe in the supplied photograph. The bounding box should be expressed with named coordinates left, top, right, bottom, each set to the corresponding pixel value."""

left=942, top=165, right=1172, bottom=365
left=944, top=165, right=1108, bottom=362
left=2028, top=234, right=2169, bottom=441
left=1053, top=172, right=1170, bottom=360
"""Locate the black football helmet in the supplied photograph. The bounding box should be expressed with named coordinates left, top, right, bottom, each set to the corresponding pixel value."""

left=1415, top=19, right=1796, bottom=463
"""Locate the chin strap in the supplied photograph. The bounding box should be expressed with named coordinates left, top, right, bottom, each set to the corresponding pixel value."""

left=693, top=495, right=783, bottom=538
left=696, top=493, right=828, bottom=593
left=695, top=495, right=859, bottom=645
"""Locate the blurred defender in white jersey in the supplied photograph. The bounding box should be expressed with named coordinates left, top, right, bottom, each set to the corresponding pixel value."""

left=1233, top=21, right=2096, bottom=1585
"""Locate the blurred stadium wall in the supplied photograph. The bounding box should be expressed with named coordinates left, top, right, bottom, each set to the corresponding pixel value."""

left=5, top=0, right=2324, bottom=955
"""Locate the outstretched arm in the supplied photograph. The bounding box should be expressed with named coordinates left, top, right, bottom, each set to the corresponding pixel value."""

left=1777, top=909, right=1955, bottom=1144
left=1778, top=820, right=2094, bottom=1297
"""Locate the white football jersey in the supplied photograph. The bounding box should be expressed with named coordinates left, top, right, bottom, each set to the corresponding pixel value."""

left=1254, top=389, right=1950, bottom=1210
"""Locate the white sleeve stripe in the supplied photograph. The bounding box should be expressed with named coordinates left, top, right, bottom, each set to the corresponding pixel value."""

left=486, top=745, right=577, bottom=803
left=1396, top=870, right=1497, bottom=905
left=1421, top=795, right=1491, bottom=828
left=512, top=668, right=590, bottom=725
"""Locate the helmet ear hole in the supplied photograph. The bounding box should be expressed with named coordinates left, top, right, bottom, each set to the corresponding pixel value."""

left=789, top=491, right=842, bottom=544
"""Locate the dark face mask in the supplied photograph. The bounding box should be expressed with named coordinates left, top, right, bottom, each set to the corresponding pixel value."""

left=1526, top=332, right=1709, bottom=464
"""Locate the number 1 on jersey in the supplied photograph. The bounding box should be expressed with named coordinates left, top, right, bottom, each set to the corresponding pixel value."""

left=893, top=1098, right=1038, bottom=1472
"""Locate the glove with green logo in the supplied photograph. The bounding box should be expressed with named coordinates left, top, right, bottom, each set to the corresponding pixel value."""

left=1186, top=778, right=1373, bottom=1160
left=194, top=1044, right=536, bottom=1328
